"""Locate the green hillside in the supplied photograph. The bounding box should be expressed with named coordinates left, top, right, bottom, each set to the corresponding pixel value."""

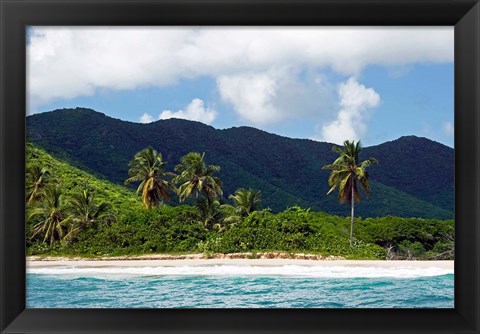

left=26, top=142, right=142, bottom=215
left=26, top=143, right=454, bottom=260
left=26, top=107, right=454, bottom=219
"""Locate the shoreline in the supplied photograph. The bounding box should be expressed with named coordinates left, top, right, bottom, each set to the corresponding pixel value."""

left=27, top=252, right=345, bottom=262
left=27, top=254, right=454, bottom=269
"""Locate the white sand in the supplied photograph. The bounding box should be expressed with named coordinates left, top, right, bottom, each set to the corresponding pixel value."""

left=27, top=258, right=454, bottom=269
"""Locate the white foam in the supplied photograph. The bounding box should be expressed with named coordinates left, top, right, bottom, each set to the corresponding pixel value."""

left=27, top=265, right=453, bottom=279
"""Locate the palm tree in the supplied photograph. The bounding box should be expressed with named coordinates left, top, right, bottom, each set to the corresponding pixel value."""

left=195, top=196, right=222, bottom=229
left=228, top=188, right=261, bottom=218
left=215, top=188, right=261, bottom=232
left=26, top=165, right=53, bottom=204
left=322, top=140, right=377, bottom=247
left=125, top=147, right=174, bottom=209
left=29, top=185, right=70, bottom=245
left=173, top=152, right=223, bottom=202
left=215, top=204, right=241, bottom=232
left=65, top=188, right=111, bottom=241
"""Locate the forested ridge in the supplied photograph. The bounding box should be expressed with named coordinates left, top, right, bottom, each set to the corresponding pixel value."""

left=27, top=108, right=454, bottom=219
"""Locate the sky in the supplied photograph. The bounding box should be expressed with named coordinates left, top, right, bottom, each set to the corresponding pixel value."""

left=27, top=27, right=454, bottom=147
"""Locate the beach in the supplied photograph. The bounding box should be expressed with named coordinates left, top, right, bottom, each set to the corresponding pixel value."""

left=27, top=256, right=454, bottom=269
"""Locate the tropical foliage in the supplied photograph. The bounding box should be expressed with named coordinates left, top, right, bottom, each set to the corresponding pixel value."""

left=228, top=188, right=261, bottom=218
left=323, top=140, right=377, bottom=247
left=194, top=196, right=223, bottom=229
left=174, top=152, right=223, bottom=202
left=28, top=204, right=454, bottom=260
left=29, top=185, right=69, bottom=245
left=65, top=188, right=112, bottom=241
left=26, top=164, right=54, bottom=204
left=26, top=142, right=454, bottom=260
left=124, top=147, right=174, bottom=209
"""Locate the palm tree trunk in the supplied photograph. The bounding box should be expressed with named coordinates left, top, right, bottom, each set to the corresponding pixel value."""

left=350, top=183, right=355, bottom=247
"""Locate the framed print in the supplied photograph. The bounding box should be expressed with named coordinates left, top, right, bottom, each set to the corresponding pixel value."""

left=1, top=0, right=479, bottom=333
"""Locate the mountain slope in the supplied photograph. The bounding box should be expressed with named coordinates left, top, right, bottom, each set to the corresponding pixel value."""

left=26, top=142, right=142, bottom=214
left=363, top=136, right=454, bottom=211
left=26, top=108, right=454, bottom=219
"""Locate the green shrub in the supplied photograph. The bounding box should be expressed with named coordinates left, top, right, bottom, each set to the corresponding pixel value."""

left=27, top=203, right=453, bottom=260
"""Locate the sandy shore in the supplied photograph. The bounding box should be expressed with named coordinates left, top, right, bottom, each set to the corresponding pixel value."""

left=27, top=257, right=454, bottom=269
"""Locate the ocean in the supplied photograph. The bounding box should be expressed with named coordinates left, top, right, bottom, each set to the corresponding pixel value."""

left=26, top=265, right=454, bottom=308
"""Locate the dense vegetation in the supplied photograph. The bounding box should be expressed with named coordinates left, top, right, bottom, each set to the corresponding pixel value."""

left=26, top=142, right=142, bottom=215
left=27, top=108, right=454, bottom=219
left=26, top=143, right=454, bottom=260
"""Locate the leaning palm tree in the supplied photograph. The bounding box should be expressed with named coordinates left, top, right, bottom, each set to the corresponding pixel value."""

left=29, top=185, right=70, bottom=245
left=65, top=188, right=111, bottom=241
left=173, top=152, right=223, bottom=202
left=125, top=147, right=174, bottom=209
left=322, top=140, right=377, bottom=247
left=228, top=188, right=261, bottom=218
left=26, top=165, right=53, bottom=204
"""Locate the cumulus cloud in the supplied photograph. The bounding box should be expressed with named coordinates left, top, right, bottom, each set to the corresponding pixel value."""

left=315, top=77, right=380, bottom=144
left=217, top=69, right=336, bottom=124
left=217, top=72, right=278, bottom=124
left=443, top=121, right=454, bottom=137
left=159, top=98, right=217, bottom=124
left=27, top=27, right=453, bottom=115
left=139, top=113, right=154, bottom=124
left=138, top=99, right=217, bottom=125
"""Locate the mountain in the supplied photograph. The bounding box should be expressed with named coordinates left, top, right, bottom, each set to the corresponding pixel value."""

left=26, top=108, right=454, bottom=219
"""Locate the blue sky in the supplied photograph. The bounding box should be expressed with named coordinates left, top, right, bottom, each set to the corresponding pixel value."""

left=27, top=27, right=454, bottom=147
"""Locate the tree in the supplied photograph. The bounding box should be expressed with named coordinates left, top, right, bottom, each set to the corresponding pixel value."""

left=216, top=188, right=262, bottom=232
left=173, top=152, right=223, bottom=202
left=195, top=196, right=222, bottom=229
left=228, top=188, right=261, bottom=218
left=65, top=188, right=112, bottom=241
left=26, top=164, right=54, bottom=204
left=322, top=140, right=378, bottom=247
left=29, top=185, right=70, bottom=245
left=125, top=147, right=174, bottom=209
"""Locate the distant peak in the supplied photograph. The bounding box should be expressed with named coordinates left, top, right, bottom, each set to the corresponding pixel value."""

left=34, top=107, right=105, bottom=116
left=396, top=135, right=450, bottom=147
left=59, top=107, right=98, bottom=113
left=397, top=135, right=424, bottom=140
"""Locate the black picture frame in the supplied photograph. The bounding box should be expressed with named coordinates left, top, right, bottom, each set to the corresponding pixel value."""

left=1, top=0, right=479, bottom=333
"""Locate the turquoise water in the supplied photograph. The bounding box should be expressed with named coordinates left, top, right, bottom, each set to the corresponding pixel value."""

left=26, top=265, right=454, bottom=308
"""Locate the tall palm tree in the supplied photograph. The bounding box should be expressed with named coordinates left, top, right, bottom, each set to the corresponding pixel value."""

left=65, top=188, right=111, bottom=241
left=322, top=140, right=377, bottom=247
left=173, top=152, right=223, bottom=202
left=125, top=147, right=174, bottom=209
left=26, top=165, right=53, bottom=204
left=29, top=185, right=70, bottom=245
left=228, top=188, right=261, bottom=218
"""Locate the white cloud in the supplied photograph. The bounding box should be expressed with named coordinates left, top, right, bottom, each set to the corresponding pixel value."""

left=159, top=98, right=217, bottom=124
left=139, top=113, right=154, bottom=123
left=27, top=27, right=453, bottom=115
left=217, top=69, right=336, bottom=124
left=443, top=121, right=454, bottom=137
left=315, top=77, right=380, bottom=144
left=217, top=72, right=278, bottom=124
